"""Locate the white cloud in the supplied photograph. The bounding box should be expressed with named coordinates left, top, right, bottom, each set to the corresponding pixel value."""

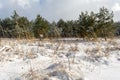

left=0, top=0, right=120, bottom=22
left=112, top=3, right=120, bottom=12
left=0, top=2, right=3, bottom=9
left=11, top=0, right=31, bottom=9
left=10, top=0, right=40, bottom=9
left=33, top=0, right=39, bottom=2
left=18, top=0, right=31, bottom=9
left=40, top=0, right=109, bottom=21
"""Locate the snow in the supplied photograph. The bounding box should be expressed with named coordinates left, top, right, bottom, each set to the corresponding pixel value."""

left=0, top=38, right=120, bottom=80
left=85, top=61, right=120, bottom=80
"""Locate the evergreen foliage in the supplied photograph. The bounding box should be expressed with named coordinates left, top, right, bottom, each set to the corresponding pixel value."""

left=0, top=7, right=118, bottom=40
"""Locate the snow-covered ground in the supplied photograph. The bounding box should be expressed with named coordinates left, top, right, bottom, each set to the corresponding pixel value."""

left=0, top=38, right=120, bottom=80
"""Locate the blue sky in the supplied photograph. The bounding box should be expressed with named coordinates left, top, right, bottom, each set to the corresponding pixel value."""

left=0, top=0, right=120, bottom=22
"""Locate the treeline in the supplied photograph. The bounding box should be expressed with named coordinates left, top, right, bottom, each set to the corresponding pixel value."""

left=0, top=7, right=120, bottom=40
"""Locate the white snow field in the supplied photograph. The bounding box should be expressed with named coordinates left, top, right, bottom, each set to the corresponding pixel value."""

left=0, top=38, right=120, bottom=80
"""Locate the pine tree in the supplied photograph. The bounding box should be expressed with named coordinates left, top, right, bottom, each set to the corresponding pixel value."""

left=96, top=7, right=114, bottom=40
left=33, top=15, right=49, bottom=38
